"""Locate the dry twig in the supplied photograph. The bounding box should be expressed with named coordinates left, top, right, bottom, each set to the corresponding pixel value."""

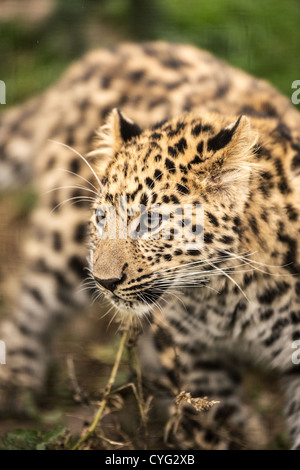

left=72, top=320, right=130, bottom=450
left=175, top=391, right=220, bottom=412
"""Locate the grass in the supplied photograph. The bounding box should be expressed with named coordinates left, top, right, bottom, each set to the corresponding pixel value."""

left=99, top=0, right=300, bottom=96
left=1, top=0, right=300, bottom=105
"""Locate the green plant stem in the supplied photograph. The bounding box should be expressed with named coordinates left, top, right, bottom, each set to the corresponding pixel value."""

left=72, top=323, right=129, bottom=450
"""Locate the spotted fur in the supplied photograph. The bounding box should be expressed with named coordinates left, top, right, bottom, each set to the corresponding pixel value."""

left=1, top=42, right=300, bottom=449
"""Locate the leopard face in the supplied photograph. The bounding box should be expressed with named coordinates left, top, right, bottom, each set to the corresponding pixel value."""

left=88, top=108, right=258, bottom=316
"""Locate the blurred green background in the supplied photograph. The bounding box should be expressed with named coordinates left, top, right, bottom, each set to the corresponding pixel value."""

left=1, top=0, right=299, bottom=106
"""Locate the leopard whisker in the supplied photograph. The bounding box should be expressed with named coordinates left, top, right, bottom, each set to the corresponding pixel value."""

left=155, top=263, right=251, bottom=282
left=77, top=284, right=98, bottom=294
left=136, top=293, right=156, bottom=322
left=48, top=139, right=103, bottom=191
left=106, top=308, right=120, bottom=331
left=238, top=255, right=292, bottom=277
left=208, top=261, right=250, bottom=302
left=46, top=185, right=99, bottom=197
left=151, top=287, right=187, bottom=311
left=155, top=254, right=237, bottom=274
left=49, top=195, right=96, bottom=214
left=100, top=304, right=116, bottom=321
left=58, top=168, right=99, bottom=192
left=137, top=292, right=166, bottom=329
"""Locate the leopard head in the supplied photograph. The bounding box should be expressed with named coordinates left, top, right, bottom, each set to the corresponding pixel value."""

left=88, top=108, right=258, bottom=316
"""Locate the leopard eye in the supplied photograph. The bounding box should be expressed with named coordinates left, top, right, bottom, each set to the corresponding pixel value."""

left=137, top=211, right=163, bottom=237
left=95, top=209, right=107, bottom=238
left=149, top=212, right=163, bottom=231
left=95, top=213, right=105, bottom=226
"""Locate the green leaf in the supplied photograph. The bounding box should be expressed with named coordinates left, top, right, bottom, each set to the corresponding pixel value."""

left=0, top=425, right=66, bottom=450
left=0, top=429, right=42, bottom=450
left=36, top=443, right=46, bottom=450
left=42, top=425, right=66, bottom=445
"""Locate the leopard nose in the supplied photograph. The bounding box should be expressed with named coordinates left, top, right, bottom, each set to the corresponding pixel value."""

left=94, top=276, right=121, bottom=292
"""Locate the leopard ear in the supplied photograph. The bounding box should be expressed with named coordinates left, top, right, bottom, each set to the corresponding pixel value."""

left=203, top=115, right=259, bottom=187
left=114, top=109, right=142, bottom=144
left=88, top=108, right=142, bottom=174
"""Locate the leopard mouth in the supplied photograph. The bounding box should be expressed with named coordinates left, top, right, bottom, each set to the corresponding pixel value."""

left=92, top=271, right=170, bottom=315
left=106, top=294, right=154, bottom=317
left=100, top=283, right=166, bottom=316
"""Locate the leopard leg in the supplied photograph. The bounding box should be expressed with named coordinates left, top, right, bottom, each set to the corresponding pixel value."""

left=0, top=191, right=90, bottom=412
left=281, top=370, right=300, bottom=449
left=170, top=343, right=247, bottom=450
left=142, top=313, right=247, bottom=450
